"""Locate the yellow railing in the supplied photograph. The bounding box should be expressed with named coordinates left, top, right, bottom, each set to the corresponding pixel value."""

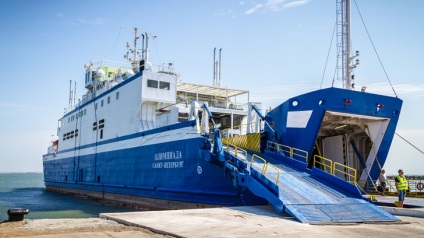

left=313, top=155, right=333, bottom=174
left=223, top=141, right=281, bottom=185
left=267, top=141, right=308, bottom=163
left=225, top=142, right=248, bottom=162
left=333, top=162, right=357, bottom=184
left=250, top=154, right=280, bottom=185
left=264, top=163, right=281, bottom=184
left=313, top=155, right=357, bottom=184
left=251, top=154, right=268, bottom=174
left=292, top=148, right=308, bottom=163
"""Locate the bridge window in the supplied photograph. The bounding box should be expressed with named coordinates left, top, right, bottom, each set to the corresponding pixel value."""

left=160, top=81, right=170, bottom=90
left=147, top=79, right=158, bottom=88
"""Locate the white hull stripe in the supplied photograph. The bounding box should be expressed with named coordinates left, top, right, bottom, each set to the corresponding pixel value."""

left=44, top=120, right=199, bottom=161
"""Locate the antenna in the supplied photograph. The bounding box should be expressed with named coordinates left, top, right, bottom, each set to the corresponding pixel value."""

left=218, top=48, right=222, bottom=87
left=68, top=80, right=72, bottom=107
left=145, top=32, right=149, bottom=63
left=73, top=81, right=77, bottom=107
left=213, top=48, right=216, bottom=86
left=133, top=27, right=138, bottom=63
left=212, top=48, right=222, bottom=87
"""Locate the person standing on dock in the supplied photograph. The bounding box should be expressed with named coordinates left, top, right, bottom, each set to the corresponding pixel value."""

left=395, top=169, right=408, bottom=208
left=378, top=169, right=387, bottom=196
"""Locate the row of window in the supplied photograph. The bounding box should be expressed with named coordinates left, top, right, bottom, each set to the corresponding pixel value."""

left=63, top=129, right=78, bottom=141
left=147, top=79, right=170, bottom=90
left=68, top=109, right=87, bottom=123
left=95, top=92, right=119, bottom=110
left=66, top=91, right=120, bottom=124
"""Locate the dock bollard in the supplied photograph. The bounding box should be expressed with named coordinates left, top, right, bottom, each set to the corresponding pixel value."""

left=7, top=208, right=29, bottom=221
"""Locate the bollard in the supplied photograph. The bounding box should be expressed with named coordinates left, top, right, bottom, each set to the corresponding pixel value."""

left=7, top=208, right=29, bottom=221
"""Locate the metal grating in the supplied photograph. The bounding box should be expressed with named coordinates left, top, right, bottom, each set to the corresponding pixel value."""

left=285, top=204, right=399, bottom=223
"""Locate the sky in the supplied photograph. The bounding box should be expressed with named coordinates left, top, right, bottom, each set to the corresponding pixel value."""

left=0, top=0, right=423, bottom=175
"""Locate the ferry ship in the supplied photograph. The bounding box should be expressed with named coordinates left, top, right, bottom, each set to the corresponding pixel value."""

left=42, top=27, right=270, bottom=208
left=43, top=1, right=403, bottom=222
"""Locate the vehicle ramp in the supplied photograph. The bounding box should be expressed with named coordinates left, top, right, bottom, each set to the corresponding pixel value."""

left=223, top=147, right=399, bottom=223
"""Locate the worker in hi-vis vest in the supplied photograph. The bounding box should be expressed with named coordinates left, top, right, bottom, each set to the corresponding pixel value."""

left=395, top=169, right=408, bottom=208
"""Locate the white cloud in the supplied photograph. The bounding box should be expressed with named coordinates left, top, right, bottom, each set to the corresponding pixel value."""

left=77, top=17, right=108, bottom=26
left=56, top=12, right=65, bottom=18
left=245, top=4, right=263, bottom=15
left=245, top=0, right=309, bottom=14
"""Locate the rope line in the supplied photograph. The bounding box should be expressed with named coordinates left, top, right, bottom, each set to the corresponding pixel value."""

left=396, top=133, right=424, bottom=155
left=321, top=22, right=337, bottom=89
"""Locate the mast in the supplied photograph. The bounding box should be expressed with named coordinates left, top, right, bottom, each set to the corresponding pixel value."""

left=133, top=27, right=138, bottom=63
left=212, top=48, right=222, bottom=87
left=337, top=0, right=359, bottom=90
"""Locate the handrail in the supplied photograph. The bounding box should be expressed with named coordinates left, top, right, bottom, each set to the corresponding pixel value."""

left=250, top=154, right=268, bottom=174
left=313, top=155, right=333, bottom=174
left=263, top=163, right=281, bottom=184
left=292, top=148, right=308, bottom=163
left=223, top=141, right=248, bottom=162
left=333, top=162, right=357, bottom=184
left=267, top=141, right=279, bottom=152
left=279, top=144, right=292, bottom=156
left=267, top=141, right=307, bottom=162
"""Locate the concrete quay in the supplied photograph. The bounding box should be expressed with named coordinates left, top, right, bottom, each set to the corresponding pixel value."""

left=100, top=205, right=424, bottom=238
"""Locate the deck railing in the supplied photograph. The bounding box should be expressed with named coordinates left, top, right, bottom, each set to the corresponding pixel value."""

left=267, top=141, right=308, bottom=163
left=313, top=155, right=357, bottom=184
left=223, top=141, right=280, bottom=185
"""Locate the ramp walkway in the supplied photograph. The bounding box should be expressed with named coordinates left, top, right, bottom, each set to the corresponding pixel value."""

left=223, top=145, right=400, bottom=223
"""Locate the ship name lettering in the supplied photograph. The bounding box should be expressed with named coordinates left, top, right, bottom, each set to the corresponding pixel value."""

left=163, top=161, right=184, bottom=169
left=154, top=151, right=182, bottom=161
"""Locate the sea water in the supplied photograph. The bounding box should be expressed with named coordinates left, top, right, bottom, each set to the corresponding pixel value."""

left=0, top=173, right=135, bottom=220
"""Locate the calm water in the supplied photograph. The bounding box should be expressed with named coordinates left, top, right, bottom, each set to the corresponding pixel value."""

left=0, top=173, right=136, bottom=220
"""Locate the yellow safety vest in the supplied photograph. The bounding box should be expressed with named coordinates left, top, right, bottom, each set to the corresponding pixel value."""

left=396, top=175, right=408, bottom=191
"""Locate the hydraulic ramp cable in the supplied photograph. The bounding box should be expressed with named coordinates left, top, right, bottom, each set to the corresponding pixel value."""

left=395, top=133, right=424, bottom=155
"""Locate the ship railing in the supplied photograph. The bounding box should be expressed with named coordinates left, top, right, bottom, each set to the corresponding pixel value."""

left=250, top=154, right=281, bottom=184
left=223, top=141, right=280, bottom=185
left=267, top=141, right=309, bottom=163
left=362, top=179, right=424, bottom=196
left=221, top=122, right=257, bottom=138
left=313, top=155, right=357, bottom=184
left=225, top=143, right=248, bottom=162
left=313, top=155, right=333, bottom=174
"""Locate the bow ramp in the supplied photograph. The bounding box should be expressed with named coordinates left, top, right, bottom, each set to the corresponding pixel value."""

left=224, top=148, right=399, bottom=223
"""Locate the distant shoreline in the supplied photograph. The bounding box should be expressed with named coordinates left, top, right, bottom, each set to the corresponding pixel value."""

left=0, top=172, right=42, bottom=174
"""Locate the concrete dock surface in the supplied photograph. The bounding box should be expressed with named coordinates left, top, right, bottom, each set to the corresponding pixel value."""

left=100, top=205, right=424, bottom=238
